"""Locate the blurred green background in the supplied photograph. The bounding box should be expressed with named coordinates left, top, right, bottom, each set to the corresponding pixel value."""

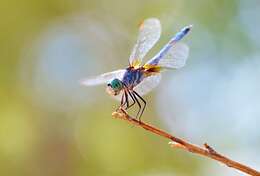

left=1, top=0, right=260, bottom=175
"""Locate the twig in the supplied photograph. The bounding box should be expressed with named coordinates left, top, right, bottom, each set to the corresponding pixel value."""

left=112, top=109, right=260, bottom=176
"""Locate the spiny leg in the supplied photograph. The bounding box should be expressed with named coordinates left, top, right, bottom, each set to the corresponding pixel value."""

left=125, top=89, right=136, bottom=110
left=120, top=83, right=129, bottom=109
left=133, top=91, right=146, bottom=122
left=124, top=90, right=129, bottom=109
left=118, top=90, right=126, bottom=111
left=120, top=88, right=142, bottom=120
left=131, top=91, right=142, bottom=119
left=120, top=90, right=125, bottom=106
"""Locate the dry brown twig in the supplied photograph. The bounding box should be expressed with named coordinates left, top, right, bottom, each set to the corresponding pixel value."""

left=112, top=109, right=260, bottom=176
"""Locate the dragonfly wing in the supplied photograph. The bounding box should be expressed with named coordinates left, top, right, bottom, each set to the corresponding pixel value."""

left=147, top=43, right=189, bottom=69
left=159, top=43, right=189, bottom=69
left=129, top=18, right=161, bottom=67
left=144, top=25, right=191, bottom=70
left=134, top=74, right=161, bottom=96
left=80, top=69, right=126, bottom=86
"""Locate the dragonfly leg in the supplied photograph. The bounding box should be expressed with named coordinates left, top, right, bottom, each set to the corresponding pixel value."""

left=124, top=90, right=129, bottom=108
left=131, top=91, right=142, bottom=120
left=121, top=88, right=144, bottom=121
left=125, top=89, right=136, bottom=109
left=117, top=90, right=127, bottom=111
left=133, top=91, right=146, bottom=122
left=120, top=90, right=125, bottom=106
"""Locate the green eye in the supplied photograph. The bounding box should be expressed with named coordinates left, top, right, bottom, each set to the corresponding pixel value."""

left=110, top=79, right=123, bottom=90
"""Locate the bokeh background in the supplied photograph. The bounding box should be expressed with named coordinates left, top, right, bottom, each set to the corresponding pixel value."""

left=1, top=0, right=260, bottom=175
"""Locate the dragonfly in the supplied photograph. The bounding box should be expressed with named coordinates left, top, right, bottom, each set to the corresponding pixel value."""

left=81, top=18, right=192, bottom=121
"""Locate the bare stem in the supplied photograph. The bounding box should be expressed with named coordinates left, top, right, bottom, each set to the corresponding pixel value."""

left=112, top=109, right=260, bottom=176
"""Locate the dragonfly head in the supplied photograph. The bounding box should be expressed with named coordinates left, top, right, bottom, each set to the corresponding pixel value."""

left=106, top=78, right=124, bottom=96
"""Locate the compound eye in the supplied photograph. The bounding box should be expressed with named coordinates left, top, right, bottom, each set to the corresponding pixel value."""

left=115, top=83, right=120, bottom=88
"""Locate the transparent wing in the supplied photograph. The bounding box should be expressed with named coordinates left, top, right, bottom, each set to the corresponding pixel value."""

left=129, top=18, right=161, bottom=67
left=134, top=74, right=161, bottom=96
left=80, top=69, right=126, bottom=86
left=144, top=25, right=191, bottom=70
left=147, top=43, right=189, bottom=69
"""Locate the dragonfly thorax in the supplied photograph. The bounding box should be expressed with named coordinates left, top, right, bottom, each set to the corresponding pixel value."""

left=122, top=67, right=145, bottom=89
left=106, top=78, right=123, bottom=96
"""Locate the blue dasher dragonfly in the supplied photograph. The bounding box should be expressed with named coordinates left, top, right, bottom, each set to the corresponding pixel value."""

left=81, top=18, right=192, bottom=121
